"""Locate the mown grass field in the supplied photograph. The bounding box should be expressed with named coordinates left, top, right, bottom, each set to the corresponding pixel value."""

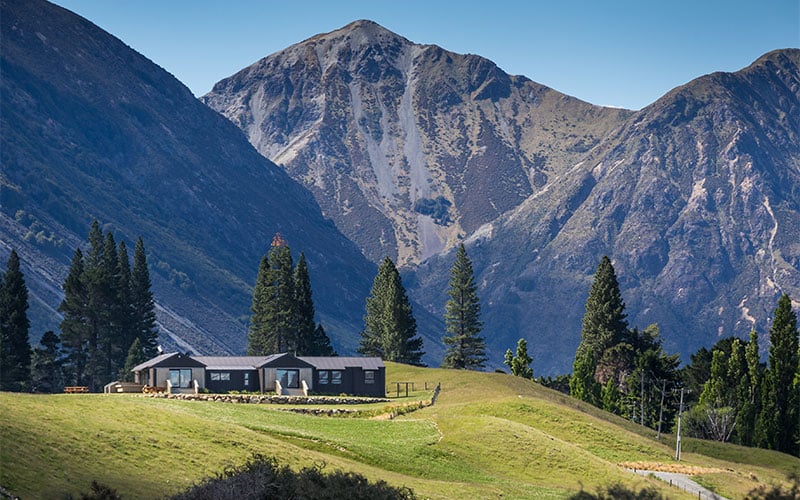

left=1, top=363, right=798, bottom=499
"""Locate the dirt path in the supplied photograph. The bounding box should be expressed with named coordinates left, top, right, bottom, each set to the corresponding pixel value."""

left=628, top=468, right=728, bottom=500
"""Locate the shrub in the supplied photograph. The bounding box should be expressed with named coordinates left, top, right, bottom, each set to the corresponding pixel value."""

left=170, top=454, right=416, bottom=500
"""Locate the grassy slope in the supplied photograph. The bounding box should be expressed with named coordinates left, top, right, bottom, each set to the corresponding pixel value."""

left=1, top=364, right=798, bottom=499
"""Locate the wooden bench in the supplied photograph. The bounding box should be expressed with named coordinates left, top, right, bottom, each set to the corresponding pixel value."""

left=64, top=386, right=89, bottom=393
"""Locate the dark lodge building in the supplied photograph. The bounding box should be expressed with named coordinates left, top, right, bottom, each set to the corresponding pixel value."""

left=132, top=352, right=385, bottom=397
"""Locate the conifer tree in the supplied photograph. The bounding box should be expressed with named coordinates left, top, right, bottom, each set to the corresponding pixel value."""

left=359, top=257, right=423, bottom=365
left=442, top=244, right=486, bottom=370
left=119, top=338, right=148, bottom=382
left=0, top=250, right=32, bottom=391
left=248, top=255, right=273, bottom=356
left=248, top=234, right=295, bottom=355
left=757, top=294, right=799, bottom=455
left=504, top=338, right=533, bottom=379
left=116, top=241, right=135, bottom=358
left=31, top=331, right=64, bottom=393
left=99, top=232, right=123, bottom=383
left=307, top=324, right=337, bottom=356
left=131, top=237, right=158, bottom=358
left=59, top=248, right=89, bottom=386
left=571, top=256, right=627, bottom=403
left=292, top=253, right=317, bottom=355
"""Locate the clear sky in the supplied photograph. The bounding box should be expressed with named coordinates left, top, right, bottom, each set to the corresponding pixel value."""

left=51, top=0, right=799, bottom=110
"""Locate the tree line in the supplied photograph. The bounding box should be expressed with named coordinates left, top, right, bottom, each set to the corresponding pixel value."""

left=563, top=256, right=800, bottom=457
left=0, top=221, right=158, bottom=393
left=246, top=239, right=489, bottom=371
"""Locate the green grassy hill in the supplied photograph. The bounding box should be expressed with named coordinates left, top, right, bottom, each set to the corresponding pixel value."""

left=1, top=364, right=798, bottom=499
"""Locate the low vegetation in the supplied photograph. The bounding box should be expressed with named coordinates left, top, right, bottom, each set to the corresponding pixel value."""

left=2, top=363, right=798, bottom=499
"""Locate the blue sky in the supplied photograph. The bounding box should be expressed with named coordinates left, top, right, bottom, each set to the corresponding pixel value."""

left=52, top=0, right=798, bottom=110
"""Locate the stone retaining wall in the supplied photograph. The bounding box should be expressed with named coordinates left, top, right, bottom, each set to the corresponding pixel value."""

left=144, top=393, right=390, bottom=405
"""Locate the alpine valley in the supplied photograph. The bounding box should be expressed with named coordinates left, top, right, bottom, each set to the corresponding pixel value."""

left=3, top=0, right=799, bottom=373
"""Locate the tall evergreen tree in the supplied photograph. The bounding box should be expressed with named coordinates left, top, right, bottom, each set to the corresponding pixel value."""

left=99, top=232, right=124, bottom=384
left=571, top=256, right=627, bottom=403
left=248, top=234, right=295, bottom=355
left=248, top=255, right=273, bottom=356
left=757, top=294, right=799, bottom=455
left=116, top=241, right=135, bottom=359
left=130, top=237, right=158, bottom=358
left=59, top=248, right=89, bottom=386
left=292, top=253, right=317, bottom=355
left=358, top=257, right=423, bottom=365
left=442, top=244, right=486, bottom=370
left=0, top=250, right=32, bottom=391
left=31, top=331, right=64, bottom=393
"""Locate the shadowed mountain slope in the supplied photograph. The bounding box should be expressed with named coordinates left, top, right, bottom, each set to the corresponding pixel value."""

left=1, top=0, right=445, bottom=360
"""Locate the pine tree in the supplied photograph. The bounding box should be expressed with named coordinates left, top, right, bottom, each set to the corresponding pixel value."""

left=119, top=338, right=148, bottom=382
left=757, top=294, right=799, bottom=455
left=570, top=256, right=627, bottom=403
left=130, top=237, right=158, bottom=358
left=116, top=241, right=136, bottom=361
left=31, top=331, right=64, bottom=393
left=59, top=248, right=89, bottom=386
left=292, top=253, right=317, bottom=355
left=248, top=255, right=273, bottom=356
left=248, top=235, right=295, bottom=355
left=504, top=338, right=533, bottom=379
left=307, top=324, right=337, bottom=356
left=0, top=250, right=32, bottom=391
left=442, top=244, right=486, bottom=370
left=99, top=232, right=123, bottom=383
left=358, top=257, right=423, bottom=365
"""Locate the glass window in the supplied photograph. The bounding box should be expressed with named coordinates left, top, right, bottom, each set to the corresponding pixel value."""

left=331, top=370, right=342, bottom=385
left=220, top=372, right=230, bottom=381
left=244, top=372, right=250, bottom=386
left=319, top=370, right=329, bottom=385
left=170, top=369, right=192, bottom=388
left=364, top=370, right=375, bottom=384
left=210, top=372, right=220, bottom=381
left=277, top=369, right=300, bottom=389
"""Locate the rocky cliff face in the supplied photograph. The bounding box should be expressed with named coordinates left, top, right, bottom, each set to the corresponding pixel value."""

left=1, top=1, right=445, bottom=359
left=410, top=49, right=800, bottom=373
left=203, top=20, right=630, bottom=265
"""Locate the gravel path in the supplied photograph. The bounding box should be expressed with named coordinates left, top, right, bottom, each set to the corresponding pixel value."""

left=628, top=468, right=728, bottom=500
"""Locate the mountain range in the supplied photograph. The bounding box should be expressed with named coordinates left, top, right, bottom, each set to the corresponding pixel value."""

left=2, top=1, right=798, bottom=373
left=203, top=22, right=800, bottom=372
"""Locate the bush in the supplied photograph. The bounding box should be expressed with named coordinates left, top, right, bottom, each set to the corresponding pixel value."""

left=569, top=483, right=665, bottom=500
left=746, top=474, right=800, bottom=499
left=170, top=454, right=416, bottom=500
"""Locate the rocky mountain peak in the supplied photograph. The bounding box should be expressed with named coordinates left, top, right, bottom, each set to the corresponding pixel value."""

left=204, top=21, right=629, bottom=265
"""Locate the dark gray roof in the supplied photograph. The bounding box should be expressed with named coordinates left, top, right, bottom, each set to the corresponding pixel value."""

left=194, top=355, right=280, bottom=370
left=131, top=352, right=179, bottom=372
left=299, top=356, right=384, bottom=370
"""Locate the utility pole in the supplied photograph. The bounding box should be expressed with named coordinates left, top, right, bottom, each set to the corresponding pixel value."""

left=657, top=379, right=666, bottom=440
left=675, top=387, right=684, bottom=461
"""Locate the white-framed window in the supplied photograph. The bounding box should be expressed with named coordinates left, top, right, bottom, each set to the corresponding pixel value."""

left=244, top=372, right=250, bottom=386
left=364, top=370, right=375, bottom=384
left=331, top=370, right=342, bottom=385
left=319, top=370, right=329, bottom=385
